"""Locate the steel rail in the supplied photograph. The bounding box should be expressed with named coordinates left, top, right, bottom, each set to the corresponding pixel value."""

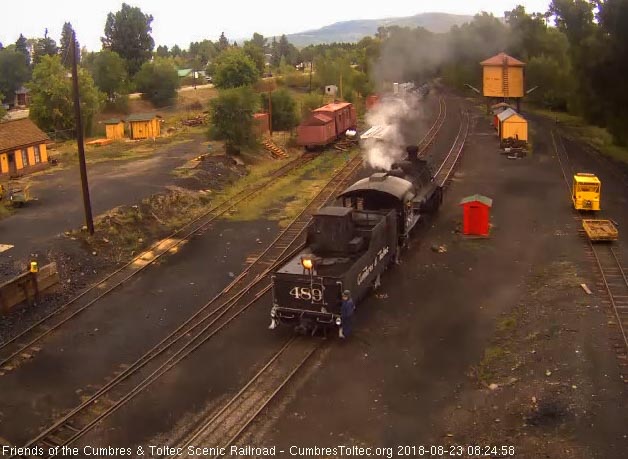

left=550, top=130, right=628, bottom=354
left=18, top=153, right=363, bottom=457
left=417, top=96, right=447, bottom=156
left=0, top=154, right=315, bottom=370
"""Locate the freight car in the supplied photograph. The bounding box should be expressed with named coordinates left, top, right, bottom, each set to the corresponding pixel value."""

left=297, top=102, right=357, bottom=149
left=269, top=149, right=442, bottom=334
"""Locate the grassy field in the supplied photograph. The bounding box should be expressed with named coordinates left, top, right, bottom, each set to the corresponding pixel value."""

left=223, top=149, right=356, bottom=225
left=527, top=106, right=628, bottom=164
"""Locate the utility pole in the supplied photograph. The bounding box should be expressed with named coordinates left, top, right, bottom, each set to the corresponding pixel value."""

left=268, top=88, right=273, bottom=138
left=309, top=61, right=313, bottom=93
left=339, top=73, right=343, bottom=101
left=71, top=31, right=94, bottom=235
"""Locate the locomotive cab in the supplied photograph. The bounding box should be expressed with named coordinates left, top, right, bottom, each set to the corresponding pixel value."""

left=270, top=206, right=397, bottom=333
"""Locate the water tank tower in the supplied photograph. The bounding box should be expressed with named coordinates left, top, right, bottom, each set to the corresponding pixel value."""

left=480, top=52, right=525, bottom=111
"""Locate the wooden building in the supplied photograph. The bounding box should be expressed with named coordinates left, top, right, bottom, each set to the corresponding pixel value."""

left=253, top=113, right=270, bottom=136
left=127, top=113, right=162, bottom=140
left=0, top=118, right=50, bottom=177
left=481, top=52, right=525, bottom=112
left=497, top=108, right=528, bottom=144
left=460, top=194, right=493, bottom=237
left=103, top=118, right=125, bottom=140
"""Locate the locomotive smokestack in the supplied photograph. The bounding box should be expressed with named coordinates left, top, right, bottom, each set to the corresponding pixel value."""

left=406, top=145, right=419, bottom=161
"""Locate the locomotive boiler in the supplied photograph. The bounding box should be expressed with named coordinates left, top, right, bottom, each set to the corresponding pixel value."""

left=269, top=148, right=443, bottom=334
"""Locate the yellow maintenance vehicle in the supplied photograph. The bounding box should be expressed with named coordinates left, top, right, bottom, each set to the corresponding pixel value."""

left=572, top=173, right=601, bottom=211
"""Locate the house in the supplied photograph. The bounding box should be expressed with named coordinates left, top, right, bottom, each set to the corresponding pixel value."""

left=14, top=87, right=30, bottom=108
left=0, top=118, right=50, bottom=177
left=127, top=113, right=162, bottom=140
left=177, top=68, right=194, bottom=78
left=103, top=118, right=125, bottom=140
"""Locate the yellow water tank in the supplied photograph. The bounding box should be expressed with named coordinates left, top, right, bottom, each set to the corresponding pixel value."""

left=481, top=52, right=525, bottom=98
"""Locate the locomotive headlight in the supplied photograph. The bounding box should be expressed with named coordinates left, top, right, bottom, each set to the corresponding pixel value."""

left=301, top=257, right=314, bottom=270
left=335, top=317, right=342, bottom=326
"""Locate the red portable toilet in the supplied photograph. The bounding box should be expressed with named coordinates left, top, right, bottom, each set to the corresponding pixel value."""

left=459, top=194, right=493, bottom=236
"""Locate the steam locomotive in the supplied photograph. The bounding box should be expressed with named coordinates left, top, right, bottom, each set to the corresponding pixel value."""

left=269, top=147, right=443, bottom=334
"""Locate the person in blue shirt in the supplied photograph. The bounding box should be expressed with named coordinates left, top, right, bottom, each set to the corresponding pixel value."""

left=339, top=290, right=355, bottom=339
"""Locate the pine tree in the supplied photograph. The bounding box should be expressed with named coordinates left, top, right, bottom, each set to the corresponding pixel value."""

left=59, top=22, right=79, bottom=67
left=218, top=32, right=229, bottom=51
left=15, top=34, right=30, bottom=66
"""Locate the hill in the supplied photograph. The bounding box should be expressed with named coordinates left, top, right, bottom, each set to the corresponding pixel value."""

left=284, top=12, right=474, bottom=47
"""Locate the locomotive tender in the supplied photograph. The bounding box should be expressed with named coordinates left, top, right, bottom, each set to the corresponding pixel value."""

left=269, top=148, right=443, bottom=333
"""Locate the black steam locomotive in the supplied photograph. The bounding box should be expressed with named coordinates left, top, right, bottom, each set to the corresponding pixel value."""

left=269, top=148, right=443, bottom=333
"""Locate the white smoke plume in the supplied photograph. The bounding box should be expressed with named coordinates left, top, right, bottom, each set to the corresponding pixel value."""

left=361, top=92, right=422, bottom=170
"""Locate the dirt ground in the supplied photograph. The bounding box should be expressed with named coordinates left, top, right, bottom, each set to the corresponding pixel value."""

left=239, top=102, right=628, bottom=458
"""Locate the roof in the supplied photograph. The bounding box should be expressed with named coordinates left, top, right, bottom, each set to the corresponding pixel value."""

left=15, top=86, right=30, bottom=95
left=339, top=174, right=413, bottom=201
left=491, top=102, right=513, bottom=109
left=127, top=113, right=161, bottom=122
left=315, top=206, right=353, bottom=217
left=305, top=113, right=333, bottom=125
left=0, top=118, right=50, bottom=153
left=460, top=194, right=493, bottom=207
left=103, top=118, right=124, bottom=124
left=574, top=173, right=601, bottom=184
left=480, top=52, right=525, bottom=67
left=360, top=125, right=394, bottom=141
left=314, top=102, right=353, bottom=113
left=497, top=108, right=523, bottom=122
left=177, top=68, right=193, bottom=77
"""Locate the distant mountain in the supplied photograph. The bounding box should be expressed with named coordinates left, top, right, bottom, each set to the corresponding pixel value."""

left=284, top=12, right=474, bottom=47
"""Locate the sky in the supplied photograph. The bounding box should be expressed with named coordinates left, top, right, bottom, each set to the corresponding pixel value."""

left=0, top=0, right=551, bottom=51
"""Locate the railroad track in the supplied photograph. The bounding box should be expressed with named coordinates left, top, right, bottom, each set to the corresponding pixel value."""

left=433, top=109, right=471, bottom=187
left=165, top=102, right=470, bottom=454
left=418, top=96, right=446, bottom=156
left=551, top=130, right=628, bottom=372
left=0, top=153, right=315, bottom=374
left=170, top=338, right=319, bottom=459
left=14, top=153, right=363, bottom=458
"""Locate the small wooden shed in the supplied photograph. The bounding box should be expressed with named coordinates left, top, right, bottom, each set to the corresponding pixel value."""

left=491, top=103, right=514, bottom=130
left=497, top=108, right=528, bottom=144
left=460, top=194, right=493, bottom=236
left=127, top=113, right=162, bottom=140
left=103, top=118, right=125, bottom=140
left=253, top=113, right=270, bottom=136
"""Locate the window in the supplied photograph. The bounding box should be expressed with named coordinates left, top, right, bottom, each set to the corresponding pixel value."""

left=33, top=145, right=41, bottom=164
left=21, top=149, right=29, bottom=167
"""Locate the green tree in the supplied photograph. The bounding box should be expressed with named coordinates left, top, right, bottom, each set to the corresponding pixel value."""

left=243, top=41, right=265, bottom=74
left=251, top=32, right=268, bottom=51
left=0, top=93, right=6, bottom=120
left=88, top=50, right=129, bottom=101
left=28, top=55, right=104, bottom=136
left=188, top=40, right=218, bottom=68
left=32, top=30, right=58, bottom=66
left=59, top=22, right=78, bottom=68
left=260, top=89, right=298, bottom=131
left=15, top=34, right=30, bottom=66
left=102, top=3, right=155, bottom=75
left=218, top=32, right=230, bottom=51
left=156, top=45, right=169, bottom=58
left=134, top=57, right=179, bottom=107
left=213, top=48, right=259, bottom=88
left=0, top=49, right=31, bottom=104
left=208, top=86, right=258, bottom=154
left=300, top=93, right=324, bottom=120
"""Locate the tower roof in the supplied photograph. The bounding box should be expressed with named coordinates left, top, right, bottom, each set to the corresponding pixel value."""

left=480, top=52, right=525, bottom=67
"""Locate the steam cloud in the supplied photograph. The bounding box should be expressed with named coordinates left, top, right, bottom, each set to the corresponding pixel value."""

left=362, top=92, right=422, bottom=171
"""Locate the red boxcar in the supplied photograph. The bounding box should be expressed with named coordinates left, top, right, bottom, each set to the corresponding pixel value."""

left=297, top=102, right=357, bottom=147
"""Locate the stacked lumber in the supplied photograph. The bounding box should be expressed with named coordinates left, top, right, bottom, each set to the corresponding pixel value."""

left=262, top=138, right=289, bottom=159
